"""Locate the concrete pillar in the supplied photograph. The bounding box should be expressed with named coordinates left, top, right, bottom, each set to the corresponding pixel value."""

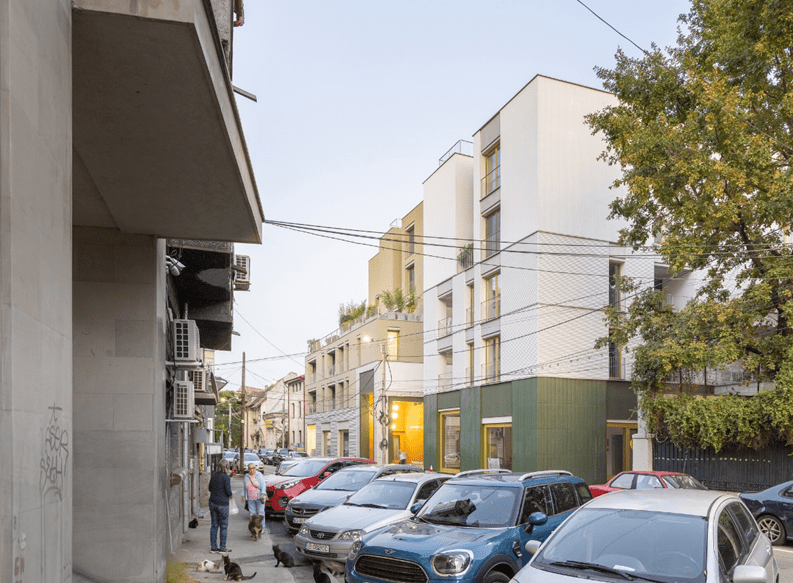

left=0, top=1, right=74, bottom=581
left=632, top=414, right=654, bottom=471
left=72, top=228, right=167, bottom=582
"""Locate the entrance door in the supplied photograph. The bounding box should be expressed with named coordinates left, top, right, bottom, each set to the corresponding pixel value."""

left=606, top=422, right=638, bottom=479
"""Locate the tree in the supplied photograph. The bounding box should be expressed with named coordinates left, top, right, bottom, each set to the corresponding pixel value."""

left=587, top=0, right=793, bottom=449
left=215, top=390, right=241, bottom=448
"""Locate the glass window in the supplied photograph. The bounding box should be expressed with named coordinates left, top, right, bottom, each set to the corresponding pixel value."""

left=346, top=480, right=417, bottom=510
left=407, top=225, right=415, bottom=255
left=662, top=474, right=707, bottom=490
left=387, top=330, right=399, bottom=360
left=550, top=482, right=579, bottom=515
left=729, top=503, right=758, bottom=548
left=609, top=262, right=621, bottom=308
left=416, top=480, right=440, bottom=502
left=520, top=485, right=552, bottom=522
left=483, top=274, right=500, bottom=319
left=440, top=411, right=461, bottom=471
left=635, top=474, right=663, bottom=489
left=407, top=265, right=415, bottom=292
left=484, top=336, right=500, bottom=382
left=575, top=483, right=592, bottom=504
left=610, top=473, right=634, bottom=489
left=484, top=424, right=511, bottom=470
left=484, top=210, right=501, bottom=257
left=339, top=430, right=350, bottom=457
left=315, top=468, right=376, bottom=491
left=483, top=145, right=501, bottom=196
left=718, top=510, right=743, bottom=573
left=609, top=330, right=621, bottom=379
left=418, top=483, right=518, bottom=528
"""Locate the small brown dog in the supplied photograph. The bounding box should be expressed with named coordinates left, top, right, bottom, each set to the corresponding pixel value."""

left=248, top=514, right=264, bottom=541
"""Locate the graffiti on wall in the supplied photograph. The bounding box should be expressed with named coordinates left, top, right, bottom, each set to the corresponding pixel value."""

left=39, top=404, right=69, bottom=500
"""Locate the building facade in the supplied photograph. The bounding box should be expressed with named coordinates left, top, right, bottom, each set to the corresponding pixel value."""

left=422, top=76, right=644, bottom=484
left=285, top=374, right=306, bottom=449
left=305, top=205, right=425, bottom=464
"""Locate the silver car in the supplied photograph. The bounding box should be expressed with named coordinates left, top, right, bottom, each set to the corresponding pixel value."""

left=511, top=489, right=778, bottom=583
left=294, top=472, right=450, bottom=574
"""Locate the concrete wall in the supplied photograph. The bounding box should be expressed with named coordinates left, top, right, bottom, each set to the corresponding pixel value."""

left=72, top=227, right=167, bottom=583
left=0, top=1, right=74, bottom=581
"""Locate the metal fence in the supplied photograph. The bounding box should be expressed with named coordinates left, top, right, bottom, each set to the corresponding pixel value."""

left=653, top=441, right=793, bottom=492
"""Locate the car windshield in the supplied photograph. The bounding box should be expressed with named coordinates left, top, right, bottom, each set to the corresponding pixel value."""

left=244, top=454, right=259, bottom=463
left=535, top=508, right=707, bottom=582
left=662, top=475, right=707, bottom=490
left=347, top=480, right=417, bottom=509
left=417, top=484, right=518, bottom=528
left=281, top=459, right=331, bottom=477
left=315, top=469, right=377, bottom=491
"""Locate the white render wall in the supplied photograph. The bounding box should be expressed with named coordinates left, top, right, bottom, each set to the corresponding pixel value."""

left=0, top=1, right=74, bottom=581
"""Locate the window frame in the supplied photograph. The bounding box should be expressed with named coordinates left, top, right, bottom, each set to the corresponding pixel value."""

left=439, top=410, right=461, bottom=473
left=484, top=209, right=501, bottom=258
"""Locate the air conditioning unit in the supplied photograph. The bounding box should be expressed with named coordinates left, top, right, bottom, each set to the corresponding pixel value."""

left=173, top=380, right=194, bottom=419
left=234, top=255, right=251, bottom=291
left=206, top=417, right=214, bottom=431
left=190, top=368, right=207, bottom=394
left=173, top=319, right=201, bottom=364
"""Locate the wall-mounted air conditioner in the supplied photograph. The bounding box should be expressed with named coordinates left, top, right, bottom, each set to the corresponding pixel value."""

left=173, top=380, right=194, bottom=419
left=190, top=368, right=207, bottom=394
left=173, top=319, right=201, bottom=365
left=234, top=255, right=251, bottom=291
left=206, top=418, right=214, bottom=431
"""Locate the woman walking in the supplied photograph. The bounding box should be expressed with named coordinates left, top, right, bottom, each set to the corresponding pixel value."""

left=242, top=462, right=267, bottom=521
left=208, top=457, right=233, bottom=553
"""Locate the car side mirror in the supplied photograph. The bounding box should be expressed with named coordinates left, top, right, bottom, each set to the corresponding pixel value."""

left=733, top=565, right=768, bottom=583
left=524, top=512, right=548, bottom=533
left=320, top=471, right=331, bottom=479
left=525, top=540, right=541, bottom=555
left=410, top=503, right=423, bottom=515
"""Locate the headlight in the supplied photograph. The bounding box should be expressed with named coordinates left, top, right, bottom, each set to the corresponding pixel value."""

left=279, top=480, right=301, bottom=489
left=299, top=525, right=309, bottom=536
left=349, top=540, right=362, bottom=560
left=339, top=529, right=362, bottom=541
left=432, top=551, right=473, bottom=576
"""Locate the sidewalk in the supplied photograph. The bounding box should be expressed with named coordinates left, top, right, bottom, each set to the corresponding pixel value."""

left=175, top=476, right=315, bottom=583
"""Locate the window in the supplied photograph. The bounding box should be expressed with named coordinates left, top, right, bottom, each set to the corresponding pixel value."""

left=718, top=509, right=743, bottom=574
left=729, top=503, right=758, bottom=547
left=609, top=262, right=621, bottom=308
left=609, top=330, right=621, bottom=379
left=483, top=273, right=500, bottom=319
left=520, top=486, right=552, bottom=522
left=484, top=209, right=500, bottom=258
left=550, top=482, right=579, bottom=515
left=482, top=145, right=501, bottom=197
left=484, top=336, right=500, bottom=382
left=339, top=430, right=350, bottom=457
left=440, top=411, right=461, bottom=472
left=468, top=343, right=474, bottom=385
left=610, top=473, right=634, bottom=489
left=406, top=264, right=415, bottom=293
left=575, top=483, right=592, bottom=504
left=387, top=329, right=400, bottom=360
left=416, top=480, right=440, bottom=502
left=406, top=224, right=415, bottom=255
left=322, top=431, right=331, bottom=456
left=483, top=424, right=511, bottom=470
left=466, top=283, right=474, bottom=326
left=635, top=474, right=663, bottom=489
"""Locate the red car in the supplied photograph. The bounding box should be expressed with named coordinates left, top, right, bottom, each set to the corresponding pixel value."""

left=263, top=457, right=375, bottom=515
left=590, top=470, right=707, bottom=497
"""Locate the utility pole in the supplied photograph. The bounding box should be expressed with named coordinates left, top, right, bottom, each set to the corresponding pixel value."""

left=238, top=352, right=246, bottom=474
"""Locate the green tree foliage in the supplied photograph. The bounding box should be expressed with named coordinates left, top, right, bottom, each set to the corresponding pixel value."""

left=215, top=390, right=241, bottom=448
left=380, top=287, right=417, bottom=313
left=588, top=0, right=793, bottom=449
left=338, top=299, right=368, bottom=327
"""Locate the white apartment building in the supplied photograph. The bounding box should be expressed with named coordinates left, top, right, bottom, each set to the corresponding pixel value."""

left=422, top=75, right=665, bottom=484
left=286, top=374, right=306, bottom=449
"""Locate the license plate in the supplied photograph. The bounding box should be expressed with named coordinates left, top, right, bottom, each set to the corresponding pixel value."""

left=306, top=542, right=330, bottom=554
left=293, top=517, right=308, bottom=524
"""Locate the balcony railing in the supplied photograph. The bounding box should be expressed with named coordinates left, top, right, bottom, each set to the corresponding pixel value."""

left=327, top=364, right=336, bottom=377
left=466, top=307, right=474, bottom=327
left=465, top=367, right=474, bottom=386
left=484, top=231, right=500, bottom=258
left=308, top=311, right=423, bottom=354
left=482, top=295, right=501, bottom=321
left=307, top=402, right=317, bottom=414
left=308, top=372, right=317, bottom=384
left=337, top=362, right=345, bottom=374
left=438, top=371, right=453, bottom=391
left=481, top=165, right=501, bottom=198
left=457, top=244, right=474, bottom=272
left=482, top=362, right=499, bottom=383
left=438, top=316, right=452, bottom=338
left=439, top=139, right=474, bottom=166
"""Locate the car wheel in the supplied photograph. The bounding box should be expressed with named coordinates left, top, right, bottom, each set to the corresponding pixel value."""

left=758, top=515, right=786, bottom=545
left=482, top=570, right=511, bottom=583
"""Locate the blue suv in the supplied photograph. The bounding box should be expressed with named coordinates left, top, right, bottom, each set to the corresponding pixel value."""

left=347, top=470, right=592, bottom=583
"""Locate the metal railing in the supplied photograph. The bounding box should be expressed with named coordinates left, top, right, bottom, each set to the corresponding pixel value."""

left=438, top=371, right=453, bottom=391
left=482, top=295, right=501, bottom=320
left=465, top=367, right=474, bottom=385
left=466, top=307, right=474, bottom=327
left=307, top=402, right=317, bottom=414
left=327, top=364, right=336, bottom=377
left=482, top=362, right=499, bottom=383
left=307, top=372, right=317, bottom=384
left=480, top=165, right=501, bottom=198
left=439, top=140, right=474, bottom=166
left=484, top=231, right=500, bottom=258
left=457, top=245, right=474, bottom=271
left=438, top=316, right=453, bottom=338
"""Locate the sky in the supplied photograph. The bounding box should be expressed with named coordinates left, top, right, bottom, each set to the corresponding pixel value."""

left=213, top=0, right=692, bottom=391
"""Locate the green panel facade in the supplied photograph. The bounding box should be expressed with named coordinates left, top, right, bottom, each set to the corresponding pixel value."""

left=460, top=386, right=481, bottom=470
left=424, top=393, right=437, bottom=471
left=536, top=377, right=607, bottom=484
left=512, top=378, right=538, bottom=472
left=606, top=381, right=637, bottom=420
left=481, top=383, right=512, bottom=419
left=437, top=390, right=461, bottom=411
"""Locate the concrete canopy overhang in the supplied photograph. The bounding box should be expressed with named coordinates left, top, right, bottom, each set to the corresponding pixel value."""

left=72, top=1, right=263, bottom=243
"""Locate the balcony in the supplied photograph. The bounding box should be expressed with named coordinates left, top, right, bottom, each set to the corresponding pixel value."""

left=307, top=372, right=318, bottom=384
left=327, top=364, right=336, bottom=377
left=482, top=295, right=501, bottom=321
left=484, top=231, right=500, bottom=258
left=482, top=362, right=499, bottom=383
left=307, top=402, right=317, bottom=414
left=481, top=166, right=501, bottom=199
left=438, top=372, right=453, bottom=392
left=457, top=244, right=474, bottom=272
left=337, top=362, right=346, bottom=374
left=438, top=316, right=453, bottom=338
left=439, top=139, right=474, bottom=166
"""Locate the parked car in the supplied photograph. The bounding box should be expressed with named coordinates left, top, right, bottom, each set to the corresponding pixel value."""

left=272, top=447, right=291, bottom=464
left=259, top=448, right=275, bottom=465
left=275, top=459, right=300, bottom=475
left=264, top=457, right=376, bottom=516
left=740, top=480, right=793, bottom=545
left=589, top=470, right=707, bottom=497
left=347, top=469, right=592, bottom=583
left=511, top=489, right=777, bottom=583
left=234, top=451, right=264, bottom=474
left=285, top=464, right=423, bottom=534
left=295, top=472, right=450, bottom=573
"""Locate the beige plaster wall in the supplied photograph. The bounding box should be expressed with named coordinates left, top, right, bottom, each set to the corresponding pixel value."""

left=72, top=227, right=167, bottom=582
left=0, top=0, right=74, bottom=581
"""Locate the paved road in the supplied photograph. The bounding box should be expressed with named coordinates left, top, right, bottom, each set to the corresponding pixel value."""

left=775, top=545, right=793, bottom=583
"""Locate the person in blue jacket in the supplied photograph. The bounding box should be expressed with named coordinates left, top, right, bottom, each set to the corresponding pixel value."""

left=208, top=458, right=233, bottom=553
left=241, top=462, right=267, bottom=522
